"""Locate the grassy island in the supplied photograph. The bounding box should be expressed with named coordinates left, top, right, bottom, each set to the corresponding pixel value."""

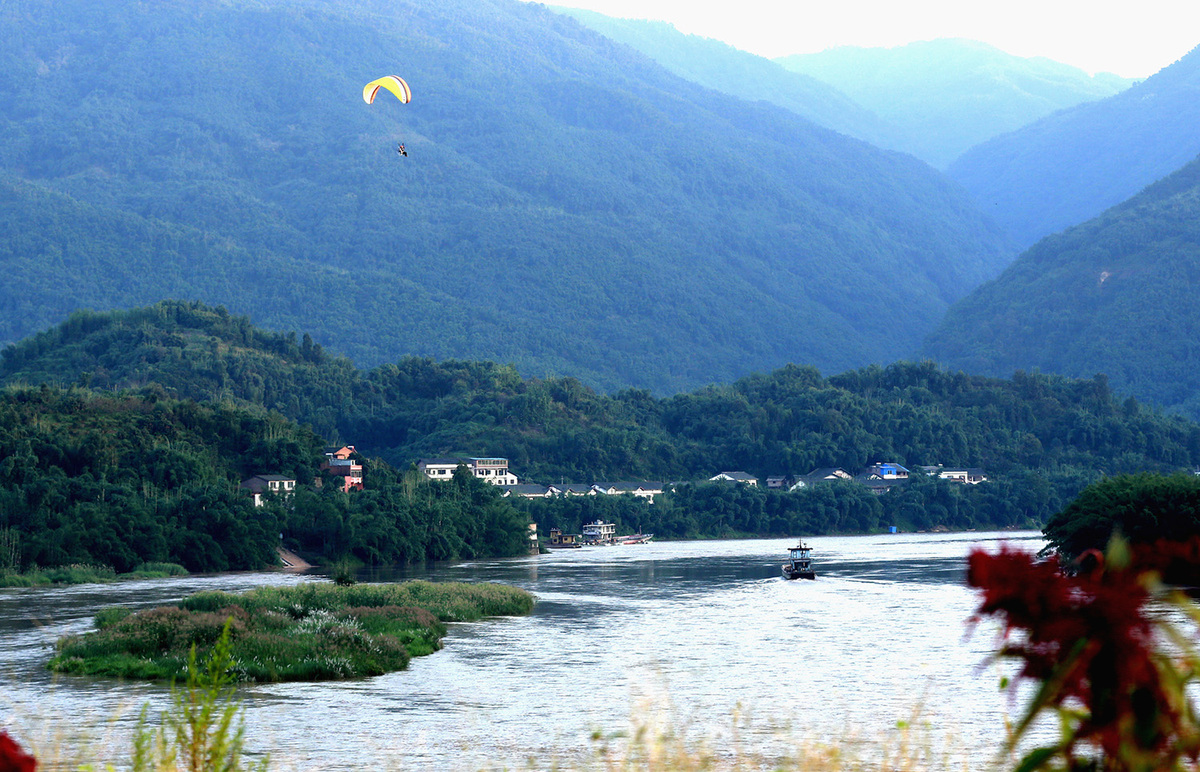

left=48, top=580, right=535, bottom=682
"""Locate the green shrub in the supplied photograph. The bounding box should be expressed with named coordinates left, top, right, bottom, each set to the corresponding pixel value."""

left=128, top=562, right=189, bottom=578
left=94, top=606, right=134, bottom=630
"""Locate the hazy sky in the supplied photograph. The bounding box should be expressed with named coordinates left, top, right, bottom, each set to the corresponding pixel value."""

left=549, top=0, right=1199, bottom=78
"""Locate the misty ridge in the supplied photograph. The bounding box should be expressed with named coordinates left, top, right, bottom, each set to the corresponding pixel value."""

left=0, top=0, right=1198, bottom=422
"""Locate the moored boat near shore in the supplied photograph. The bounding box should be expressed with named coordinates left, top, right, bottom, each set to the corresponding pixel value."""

left=581, top=519, right=617, bottom=545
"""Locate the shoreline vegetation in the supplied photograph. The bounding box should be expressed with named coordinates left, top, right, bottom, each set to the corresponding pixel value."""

left=47, top=580, right=535, bottom=682
left=0, top=524, right=1021, bottom=589
left=0, top=561, right=188, bottom=588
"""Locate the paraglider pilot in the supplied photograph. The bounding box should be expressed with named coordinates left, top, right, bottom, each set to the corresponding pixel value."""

left=397, top=143, right=407, bottom=157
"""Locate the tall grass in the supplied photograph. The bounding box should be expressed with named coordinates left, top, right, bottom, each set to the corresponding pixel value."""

left=177, top=580, right=535, bottom=621
left=0, top=562, right=187, bottom=587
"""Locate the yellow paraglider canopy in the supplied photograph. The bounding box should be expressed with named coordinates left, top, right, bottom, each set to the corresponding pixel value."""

left=363, top=76, right=412, bottom=105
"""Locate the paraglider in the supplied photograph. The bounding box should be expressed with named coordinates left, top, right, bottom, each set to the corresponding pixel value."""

left=362, top=75, right=411, bottom=105
left=363, top=76, right=412, bottom=158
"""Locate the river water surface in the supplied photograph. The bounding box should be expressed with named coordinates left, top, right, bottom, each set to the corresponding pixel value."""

left=1, top=531, right=1045, bottom=769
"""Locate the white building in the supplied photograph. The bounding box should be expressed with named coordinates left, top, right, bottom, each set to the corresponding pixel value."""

left=417, top=457, right=519, bottom=486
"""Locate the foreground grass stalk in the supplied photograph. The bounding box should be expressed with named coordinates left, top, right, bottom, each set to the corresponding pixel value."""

left=132, top=620, right=267, bottom=772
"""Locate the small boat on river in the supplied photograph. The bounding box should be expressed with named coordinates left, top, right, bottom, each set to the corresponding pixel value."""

left=782, top=541, right=816, bottom=580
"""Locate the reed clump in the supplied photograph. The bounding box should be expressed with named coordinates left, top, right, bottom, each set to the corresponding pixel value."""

left=47, top=580, right=535, bottom=683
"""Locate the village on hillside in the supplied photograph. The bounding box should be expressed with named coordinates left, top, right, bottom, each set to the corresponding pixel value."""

left=238, top=449, right=988, bottom=550
left=242, top=450, right=988, bottom=509
left=416, top=456, right=988, bottom=500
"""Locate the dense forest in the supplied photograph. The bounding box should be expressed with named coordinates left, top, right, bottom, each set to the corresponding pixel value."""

left=0, top=0, right=1014, bottom=394
left=948, top=44, right=1200, bottom=248
left=924, top=151, right=1200, bottom=420
left=6, top=301, right=1200, bottom=556
left=0, top=384, right=531, bottom=573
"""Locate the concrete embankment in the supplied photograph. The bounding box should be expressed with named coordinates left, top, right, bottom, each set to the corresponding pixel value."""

left=277, top=548, right=312, bottom=569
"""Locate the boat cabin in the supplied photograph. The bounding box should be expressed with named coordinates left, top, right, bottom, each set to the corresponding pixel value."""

left=581, top=519, right=616, bottom=545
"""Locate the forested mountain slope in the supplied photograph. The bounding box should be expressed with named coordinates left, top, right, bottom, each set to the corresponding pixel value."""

left=947, top=44, right=1200, bottom=248
left=777, top=39, right=1131, bottom=169
left=0, top=0, right=1013, bottom=393
left=923, top=152, right=1200, bottom=419
left=553, top=10, right=901, bottom=154
left=6, top=302, right=1197, bottom=492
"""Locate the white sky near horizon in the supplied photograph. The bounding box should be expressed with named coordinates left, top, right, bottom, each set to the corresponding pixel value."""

left=546, top=0, right=1199, bottom=78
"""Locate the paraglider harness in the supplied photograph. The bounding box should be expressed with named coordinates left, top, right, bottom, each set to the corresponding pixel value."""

left=396, top=143, right=407, bottom=157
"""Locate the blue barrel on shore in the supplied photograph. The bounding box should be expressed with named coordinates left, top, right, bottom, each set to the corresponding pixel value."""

left=889, top=526, right=898, bottom=534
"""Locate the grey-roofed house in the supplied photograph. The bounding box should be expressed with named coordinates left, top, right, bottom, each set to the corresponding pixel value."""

left=417, top=458, right=463, bottom=480
left=789, top=468, right=852, bottom=491
left=854, top=473, right=909, bottom=495
left=554, top=484, right=597, bottom=496
left=240, top=474, right=297, bottom=507
left=710, top=472, right=758, bottom=486
left=504, top=484, right=556, bottom=499
left=593, top=482, right=665, bottom=503
left=919, top=466, right=988, bottom=484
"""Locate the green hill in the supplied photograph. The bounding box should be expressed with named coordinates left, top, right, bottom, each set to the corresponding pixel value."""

left=0, top=383, right=319, bottom=573
left=0, top=379, right=535, bottom=573
left=777, top=39, right=1132, bottom=169
left=923, top=152, right=1200, bottom=418
left=0, top=0, right=1013, bottom=393
left=6, top=302, right=1198, bottom=510
left=947, top=44, right=1200, bottom=248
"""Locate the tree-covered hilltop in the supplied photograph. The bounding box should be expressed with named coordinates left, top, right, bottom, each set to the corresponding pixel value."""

left=0, top=383, right=533, bottom=573
left=1042, top=473, right=1200, bottom=561
left=6, top=302, right=1200, bottom=529
left=947, top=44, right=1200, bottom=248
left=923, top=151, right=1200, bottom=421
left=1039, top=472, right=1200, bottom=587
left=0, top=0, right=1013, bottom=393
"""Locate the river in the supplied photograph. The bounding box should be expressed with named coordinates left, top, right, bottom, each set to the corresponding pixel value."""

left=1, top=531, right=1045, bottom=770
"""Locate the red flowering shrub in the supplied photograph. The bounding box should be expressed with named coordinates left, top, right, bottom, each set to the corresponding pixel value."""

left=0, top=730, right=37, bottom=772
left=968, top=539, right=1200, bottom=771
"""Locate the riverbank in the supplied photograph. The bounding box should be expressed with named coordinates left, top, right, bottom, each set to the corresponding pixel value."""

left=47, top=580, right=536, bottom=682
left=2, top=533, right=1041, bottom=770
left=0, top=562, right=188, bottom=588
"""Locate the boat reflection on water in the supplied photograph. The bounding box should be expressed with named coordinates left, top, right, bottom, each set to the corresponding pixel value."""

left=782, top=541, right=816, bottom=580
